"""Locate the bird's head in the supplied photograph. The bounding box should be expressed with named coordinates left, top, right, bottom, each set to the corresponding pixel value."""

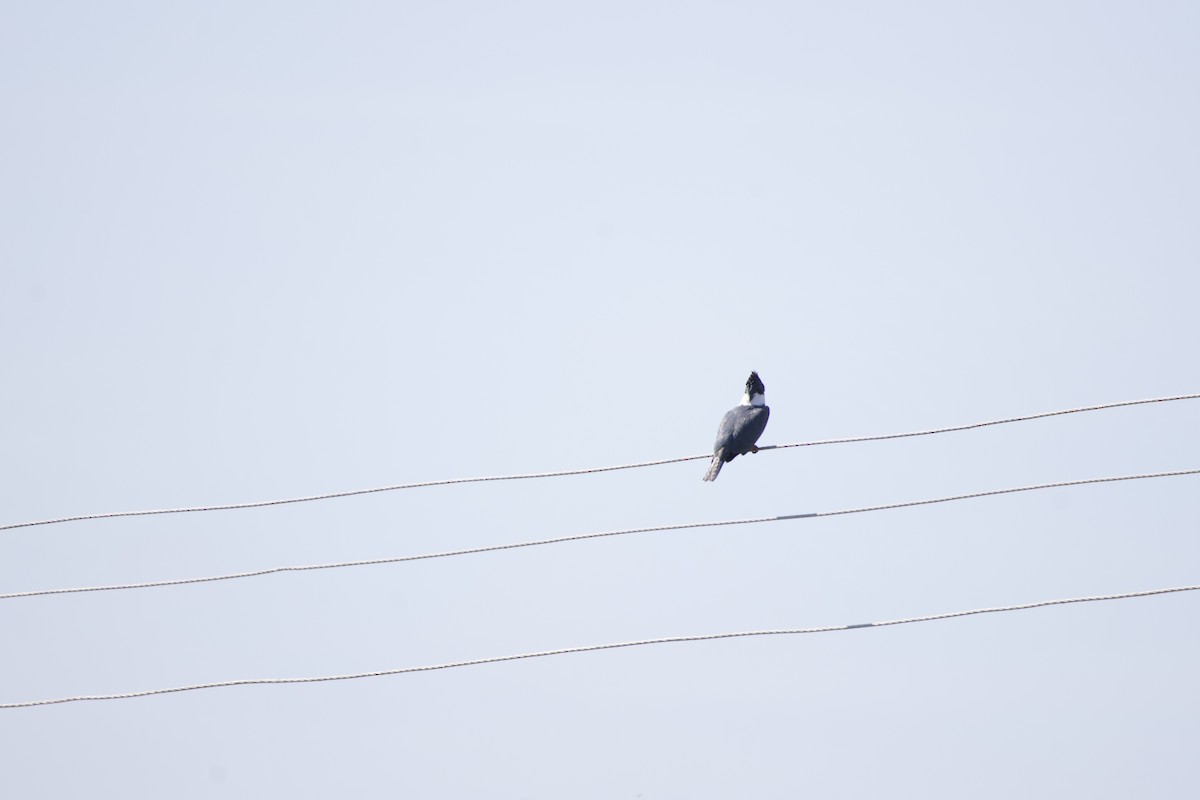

left=746, top=372, right=765, bottom=397
left=741, top=371, right=766, bottom=407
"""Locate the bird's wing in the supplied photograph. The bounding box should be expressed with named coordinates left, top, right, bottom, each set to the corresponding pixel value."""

left=712, top=408, right=742, bottom=452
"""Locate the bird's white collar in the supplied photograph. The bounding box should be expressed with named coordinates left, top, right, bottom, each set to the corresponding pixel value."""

left=741, top=392, right=767, bottom=407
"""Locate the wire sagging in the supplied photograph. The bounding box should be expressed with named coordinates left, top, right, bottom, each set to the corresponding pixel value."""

left=4, top=583, right=1196, bottom=709
left=2, top=392, right=1197, bottom=533
left=4, top=467, right=1196, bottom=602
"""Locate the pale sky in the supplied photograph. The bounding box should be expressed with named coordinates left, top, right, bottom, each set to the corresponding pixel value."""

left=3, top=2, right=1199, bottom=797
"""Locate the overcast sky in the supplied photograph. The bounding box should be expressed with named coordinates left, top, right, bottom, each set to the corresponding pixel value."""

left=3, top=2, right=1199, bottom=797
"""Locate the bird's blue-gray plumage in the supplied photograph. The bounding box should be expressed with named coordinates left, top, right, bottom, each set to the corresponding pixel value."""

left=703, top=372, right=770, bottom=481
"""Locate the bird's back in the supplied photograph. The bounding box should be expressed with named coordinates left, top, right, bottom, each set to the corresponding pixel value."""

left=714, top=404, right=770, bottom=459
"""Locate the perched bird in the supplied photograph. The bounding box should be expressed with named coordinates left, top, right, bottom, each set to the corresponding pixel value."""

left=703, top=371, right=770, bottom=481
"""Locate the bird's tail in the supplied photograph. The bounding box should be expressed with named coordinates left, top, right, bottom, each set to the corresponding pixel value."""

left=703, top=452, right=724, bottom=482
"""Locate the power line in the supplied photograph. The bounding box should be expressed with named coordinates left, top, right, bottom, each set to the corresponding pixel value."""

left=4, top=583, right=1196, bottom=709
left=2, top=392, right=1197, bottom=533
left=5, top=467, right=1196, bottom=602
left=764, top=392, right=1200, bottom=449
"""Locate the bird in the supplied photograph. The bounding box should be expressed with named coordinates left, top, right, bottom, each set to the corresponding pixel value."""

left=703, top=371, right=770, bottom=481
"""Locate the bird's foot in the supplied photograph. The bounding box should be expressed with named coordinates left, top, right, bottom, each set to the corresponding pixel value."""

left=750, top=445, right=760, bottom=454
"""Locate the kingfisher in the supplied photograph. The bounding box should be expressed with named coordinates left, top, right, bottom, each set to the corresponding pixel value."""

left=703, top=371, right=770, bottom=481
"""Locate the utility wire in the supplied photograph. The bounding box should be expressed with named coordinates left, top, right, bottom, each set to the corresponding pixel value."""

left=4, top=468, right=1196, bottom=602
left=2, top=392, right=1197, bottom=534
left=760, top=392, right=1200, bottom=450
left=4, top=583, right=1196, bottom=709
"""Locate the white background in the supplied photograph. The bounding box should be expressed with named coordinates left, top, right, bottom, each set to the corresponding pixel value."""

left=3, top=2, right=1198, bottom=797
